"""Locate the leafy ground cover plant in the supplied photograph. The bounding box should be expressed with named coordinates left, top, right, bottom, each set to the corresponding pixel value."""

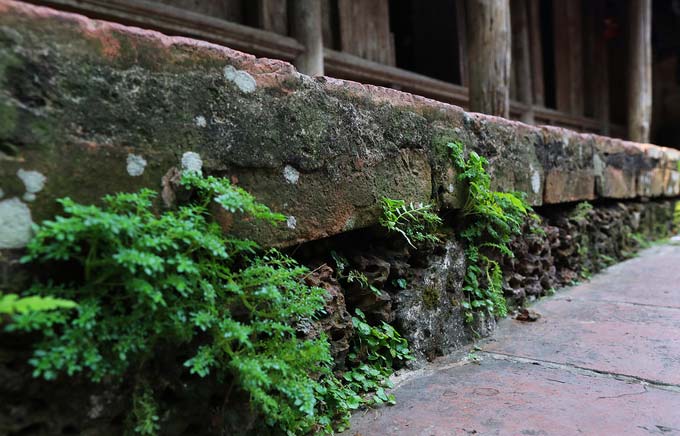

left=330, top=250, right=381, bottom=296
left=447, top=142, right=533, bottom=322
left=343, top=308, right=413, bottom=406
left=7, top=170, right=412, bottom=435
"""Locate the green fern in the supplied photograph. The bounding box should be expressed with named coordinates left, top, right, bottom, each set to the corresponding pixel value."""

left=0, top=293, right=76, bottom=315
left=379, top=197, right=442, bottom=247
left=447, top=142, right=531, bottom=321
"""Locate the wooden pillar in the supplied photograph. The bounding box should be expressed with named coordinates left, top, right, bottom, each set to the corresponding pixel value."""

left=337, top=0, right=394, bottom=65
left=466, top=0, right=511, bottom=117
left=257, top=0, right=288, bottom=35
left=628, top=0, right=652, bottom=142
left=455, top=0, right=469, bottom=87
left=585, top=0, right=610, bottom=135
left=291, top=0, right=324, bottom=76
left=511, top=0, right=534, bottom=123
left=553, top=0, right=583, bottom=115
left=527, top=0, right=544, bottom=107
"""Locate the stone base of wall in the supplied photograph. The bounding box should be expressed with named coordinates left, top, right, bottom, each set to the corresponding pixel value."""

left=0, top=196, right=676, bottom=435
left=300, top=199, right=677, bottom=366
left=505, top=199, right=677, bottom=304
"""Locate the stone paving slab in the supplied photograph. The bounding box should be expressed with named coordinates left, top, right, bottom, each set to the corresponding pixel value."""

left=347, top=244, right=680, bottom=435
left=484, top=297, right=680, bottom=385
left=552, top=244, right=680, bottom=309
left=347, top=356, right=680, bottom=436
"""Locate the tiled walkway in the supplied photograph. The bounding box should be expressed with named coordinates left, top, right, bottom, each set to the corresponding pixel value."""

left=348, top=243, right=680, bottom=435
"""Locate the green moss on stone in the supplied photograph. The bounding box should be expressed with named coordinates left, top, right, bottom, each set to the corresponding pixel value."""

left=0, top=99, right=17, bottom=140
left=422, top=286, right=440, bottom=310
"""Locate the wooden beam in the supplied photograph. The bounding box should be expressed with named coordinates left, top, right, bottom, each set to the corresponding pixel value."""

left=291, top=0, right=324, bottom=76
left=511, top=0, right=534, bottom=123
left=628, top=0, right=652, bottom=142
left=527, top=0, right=544, bottom=106
left=32, top=0, right=303, bottom=60
left=466, top=0, right=511, bottom=117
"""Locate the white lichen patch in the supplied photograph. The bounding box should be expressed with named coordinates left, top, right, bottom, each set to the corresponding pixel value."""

left=0, top=197, right=33, bottom=249
left=667, top=171, right=680, bottom=195
left=639, top=172, right=652, bottom=195
left=17, top=168, right=46, bottom=202
left=592, top=154, right=604, bottom=177
left=343, top=215, right=356, bottom=231
left=286, top=215, right=297, bottom=229
left=194, top=115, right=207, bottom=128
left=126, top=154, right=147, bottom=177
left=447, top=183, right=455, bottom=193
left=223, top=65, right=257, bottom=93
left=88, top=395, right=106, bottom=419
left=181, top=151, right=203, bottom=174
left=283, top=165, right=300, bottom=184
left=530, top=167, right=541, bottom=194
left=647, top=147, right=664, bottom=160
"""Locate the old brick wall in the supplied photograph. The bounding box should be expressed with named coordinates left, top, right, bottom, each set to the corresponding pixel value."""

left=0, top=1, right=679, bottom=252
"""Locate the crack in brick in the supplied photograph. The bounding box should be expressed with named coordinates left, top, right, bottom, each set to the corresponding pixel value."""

left=553, top=297, right=680, bottom=311
left=481, top=351, right=680, bottom=393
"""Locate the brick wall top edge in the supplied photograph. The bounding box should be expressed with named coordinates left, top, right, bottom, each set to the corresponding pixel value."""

left=3, top=0, right=675, bottom=159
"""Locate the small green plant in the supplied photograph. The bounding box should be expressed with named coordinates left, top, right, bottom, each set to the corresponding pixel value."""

left=465, top=351, right=482, bottom=364
left=331, top=251, right=381, bottom=296
left=630, top=232, right=649, bottom=248
left=344, top=309, right=413, bottom=406
left=393, top=278, right=408, bottom=290
left=379, top=197, right=442, bottom=248
left=598, top=253, right=616, bottom=266
left=129, top=382, right=160, bottom=436
left=576, top=238, right=590, bottom=258
left=571, top=201, right=593, bottom=222
left=8, top=171, right=409, bottom=435
left=0, top=293, right=76, bottom=314
left=447, top=142, right=532, bottom=322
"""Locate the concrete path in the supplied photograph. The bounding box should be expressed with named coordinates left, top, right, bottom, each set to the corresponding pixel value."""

left=348, top=243, right=680, bottom=435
